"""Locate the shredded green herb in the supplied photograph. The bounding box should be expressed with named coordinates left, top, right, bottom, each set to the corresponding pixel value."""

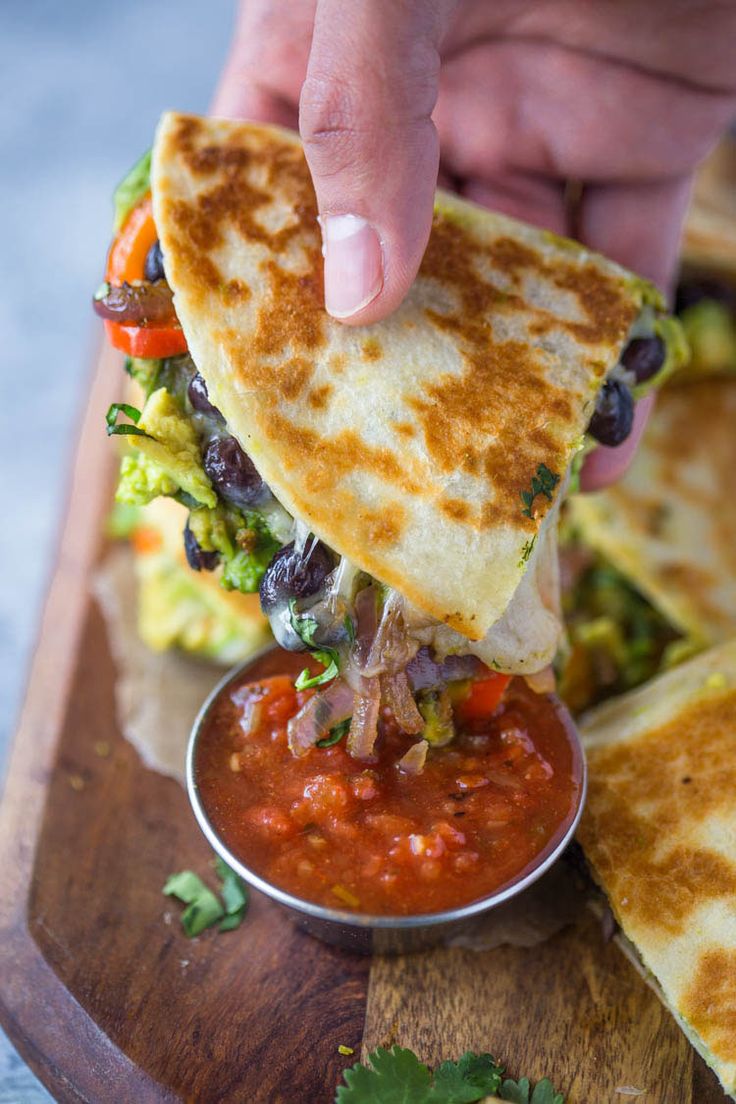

left=163, top=857, right=249, bottom=937
left=289, top=598, right=340, bottom=690
left=335, top=1046, right=565, bottom=1104
left=214, top=857, right=249, bottom=931
left=163, top=871, right=224, bottom=937
left=317, top=717, right=351, bottom=748
left=520, top=464, right=560, bottom=519
left=105, top=402, right=152, bottom=439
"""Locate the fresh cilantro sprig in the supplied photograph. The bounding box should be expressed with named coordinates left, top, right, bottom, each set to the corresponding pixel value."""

left=499, top=1076, right=564, bottom=1104
left=520, top=464, right=560, bottom=519
left=163, top=857, right=249, bottom=937
left=289, top=597, right=340, bottom=690
left=335, top=1047, right=565, bottom=1104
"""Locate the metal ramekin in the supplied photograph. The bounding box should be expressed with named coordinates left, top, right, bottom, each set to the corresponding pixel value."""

left=186, top=646, right=587, bottom=955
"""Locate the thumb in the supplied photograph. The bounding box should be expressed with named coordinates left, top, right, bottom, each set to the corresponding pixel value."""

left=300, top=0, right=452, bottom=323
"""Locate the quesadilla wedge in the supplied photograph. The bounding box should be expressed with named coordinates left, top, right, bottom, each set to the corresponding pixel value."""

left=578, top=639, right=736, bottom=1100
left=559, top=140, right=736, bottom=715
left=93, top=111, right=685, bottom=760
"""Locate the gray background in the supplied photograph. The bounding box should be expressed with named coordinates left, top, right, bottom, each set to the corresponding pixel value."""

left=0, top=2, right=235, bottom=1098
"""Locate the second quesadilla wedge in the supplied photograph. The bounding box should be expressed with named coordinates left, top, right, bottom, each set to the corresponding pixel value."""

left=578, top=639, right=736, bottom=1101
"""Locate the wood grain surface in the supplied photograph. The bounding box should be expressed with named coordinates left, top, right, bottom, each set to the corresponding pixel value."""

left=0, top=347, right=727, bottom=1103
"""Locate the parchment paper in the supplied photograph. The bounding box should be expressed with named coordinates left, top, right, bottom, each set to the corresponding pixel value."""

left=93, top=547, right=223, bottom=784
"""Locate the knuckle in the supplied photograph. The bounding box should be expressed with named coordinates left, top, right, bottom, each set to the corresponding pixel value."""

left=299, top=75, right=369, bottom=174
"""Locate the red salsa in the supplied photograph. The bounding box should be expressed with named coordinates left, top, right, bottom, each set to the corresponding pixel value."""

left=195, top=662, right=582, bottom=916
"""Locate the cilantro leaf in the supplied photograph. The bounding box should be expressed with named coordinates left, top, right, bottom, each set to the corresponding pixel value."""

left=337, top=1047, right=432, bottom=1104
left=295, top=651, right=340, bottom=690
left=163, top=871, right=224, bottom=937
left=500, top=1077, right=564, bottom=1104
left=163, top=860, right=249, bottom=937
left=289, top=598, right=340, bottom=689
left=520, top=464, right=560, bottom=519
left=215, top=857, right=249, bottom=932
left=334, top=1049, right=564, bottom=1104
left=429, top=1051, right=503, bottom=1102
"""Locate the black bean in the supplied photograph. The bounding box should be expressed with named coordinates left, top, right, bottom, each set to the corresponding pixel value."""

left=188, top=372, right=223, bottom=419
left=203, top=436, right=268, bottom=508
left=183, top=521, right=219, bottom=572
left=144, top=239, right=166, bottom=283
left=620, top=335, right=666, bottom=384
left=259, top=541, right=334, bottom=614
left=588, top=379, right=634, bottom=447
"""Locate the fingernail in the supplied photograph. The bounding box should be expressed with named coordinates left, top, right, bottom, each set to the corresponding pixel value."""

left=321, top=214, right=383, bottom=319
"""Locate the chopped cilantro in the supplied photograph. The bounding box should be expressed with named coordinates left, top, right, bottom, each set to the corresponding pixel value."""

left=289, top=598, right=340, bottom=689
left=344, top=614, right=356, bottom=644
left=295, top=652, right=340, bottom=691
left=214, top=857, right=249, bottom=931
left=317, top=717, right=351, bottom=748
left=163, top=871, right=224, bottom=937
left=163, top=857, right=249, bottom=938
left=334, top=1047, right=565, bottom=1104
left=520, top=464, right=560, bottom=519
left=500, top=1077, right=565, bottom=1104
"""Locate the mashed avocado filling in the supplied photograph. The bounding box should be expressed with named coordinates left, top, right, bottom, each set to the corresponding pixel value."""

left=557, top=535, right=702, bottom=715
left=679, top=299, right=736, bottom=378
left=110, top=353, right=282, bottom=594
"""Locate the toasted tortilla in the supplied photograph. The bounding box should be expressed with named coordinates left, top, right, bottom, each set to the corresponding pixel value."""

left=568, top=377, right=736, bottom=645
left=682, top=136, right=736, bottom=277
left=578, top=640, right=736, bottom=1100
left=151, top=111, right=660, bottom=646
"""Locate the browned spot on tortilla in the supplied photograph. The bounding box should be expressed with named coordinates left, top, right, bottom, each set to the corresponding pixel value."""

left=329, top=353, right=347, bottom=374
left=441, top=498, right=471, bottom=523
left=579, top=689, right=736, bottom=936
left=251, top=253, right=325, bottom=358
left=362, top=338, right=383, bottom=362
left=307, top=383, right=333, bottom=410
left=361, top=505, right=406, bottom=546
left=392, top=421, right=415, bottom=439
left=223, top=278, right=250, bottom=304
left=263, top=412, right=423, bottom=498
left=408, top=336, right=566, bottom=529
left=681, top=949, right=736, bottom=1062
left=487, top=236, right=540, bottom=277
left=552, top=265, right=636, bottom=347
left=171, top=114, right=315, bottom=255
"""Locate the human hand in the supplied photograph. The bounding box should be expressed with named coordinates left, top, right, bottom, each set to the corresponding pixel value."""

left=213, top=0, right=736, bottom=486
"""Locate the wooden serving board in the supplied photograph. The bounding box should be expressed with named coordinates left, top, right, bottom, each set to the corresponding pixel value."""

left=0, top=347, right=726, bottom=1104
